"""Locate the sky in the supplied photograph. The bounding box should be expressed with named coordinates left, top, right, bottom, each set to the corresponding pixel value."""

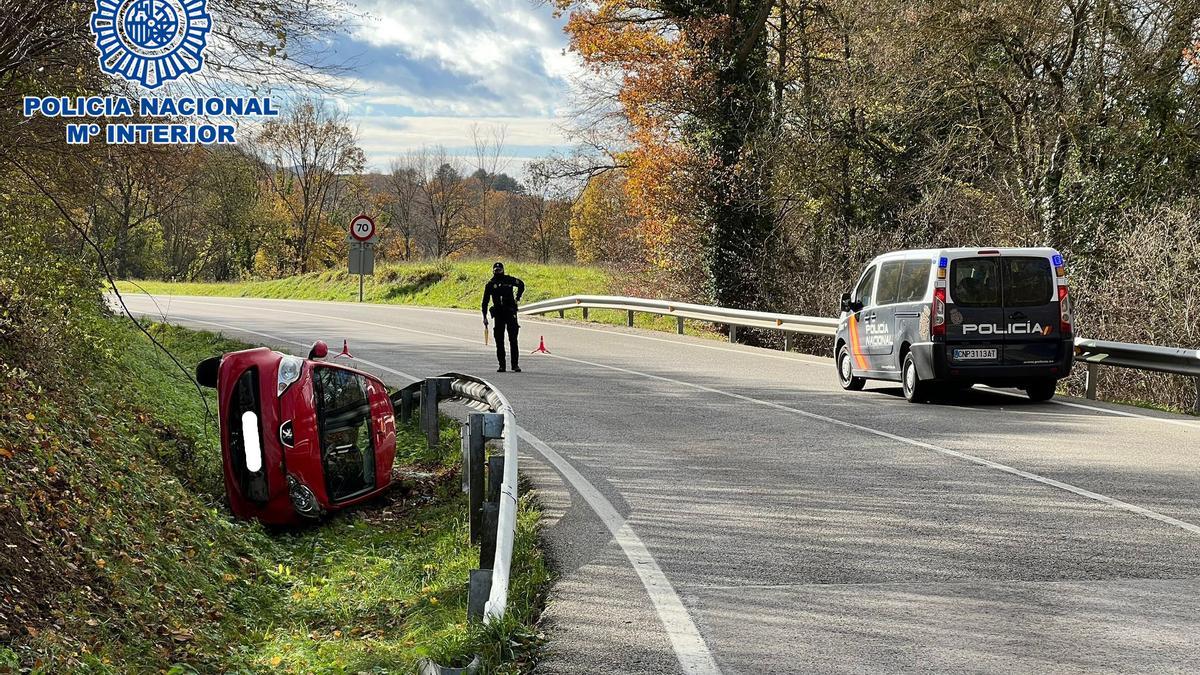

left=330, top=0, right=583, bottom=175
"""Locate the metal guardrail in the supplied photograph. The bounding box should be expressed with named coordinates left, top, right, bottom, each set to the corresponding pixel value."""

left=1074, top=339, right=1200, bottom=411
left=523, top=295, right=1200, bottom=413
left=521, top=294, right=838, bottom=347
left=394, top=372, right=520, bottom=629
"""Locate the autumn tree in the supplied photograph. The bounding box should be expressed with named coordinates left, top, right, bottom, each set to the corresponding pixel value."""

left=556, top=0, right=778, bottom=307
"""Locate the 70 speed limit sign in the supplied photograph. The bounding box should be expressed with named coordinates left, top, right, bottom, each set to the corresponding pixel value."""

left=349, top=214, right=377, bottom=243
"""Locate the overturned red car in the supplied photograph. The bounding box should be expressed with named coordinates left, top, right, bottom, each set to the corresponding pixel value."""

left=196, top=341, right=396, bottom=525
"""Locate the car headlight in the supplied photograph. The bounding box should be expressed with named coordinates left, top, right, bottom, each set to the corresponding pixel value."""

left=277, top=355, right=303, bottom=396
left=287, top=475, right=322, bottom=518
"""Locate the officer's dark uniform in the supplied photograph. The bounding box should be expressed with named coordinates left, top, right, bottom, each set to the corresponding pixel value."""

left=482, top=263, right=525, bottom=372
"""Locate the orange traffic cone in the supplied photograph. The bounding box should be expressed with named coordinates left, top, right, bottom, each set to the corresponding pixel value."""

left=531, top=336, right=551, bottom=354
left=334, top=339, right=354, bottom=358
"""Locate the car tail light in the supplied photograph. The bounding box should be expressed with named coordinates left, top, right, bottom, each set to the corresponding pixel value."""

left=932, top=287, right=946, bottom=336
left=1058, top=285, right=1072, bottom=335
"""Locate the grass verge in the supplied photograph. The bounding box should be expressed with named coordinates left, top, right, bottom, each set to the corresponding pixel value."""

left=0, top=315, right=549, bottom=673
left=116, top=260, right=721, bottom=339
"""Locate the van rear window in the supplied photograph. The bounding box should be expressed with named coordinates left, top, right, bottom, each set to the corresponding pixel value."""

left=950, top=256, right=1054, bottom=307
left=1002, top=257, right=1053, bottom=306
left=950, top=258, right=1000, bottom=307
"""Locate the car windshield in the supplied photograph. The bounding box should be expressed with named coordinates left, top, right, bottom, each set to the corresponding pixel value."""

left=313, top=366, right=376, bottom=501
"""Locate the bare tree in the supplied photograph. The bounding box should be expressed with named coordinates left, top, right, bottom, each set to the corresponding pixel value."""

left=386, top=162, right=424, bottom=260
left=254, top=100, right=364, bottom=274
left=402, top=146, right=478, bottom=258
left=524, top=160, right=572, bottom=263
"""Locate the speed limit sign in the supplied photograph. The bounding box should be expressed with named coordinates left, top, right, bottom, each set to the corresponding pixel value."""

left=349, top=214, right=377, bottom=242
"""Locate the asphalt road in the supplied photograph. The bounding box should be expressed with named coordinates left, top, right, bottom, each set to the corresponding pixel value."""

left=120, top=294, right=1200, bottom=674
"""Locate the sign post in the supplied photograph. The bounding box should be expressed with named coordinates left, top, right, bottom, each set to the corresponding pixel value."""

left=348, top=214, right=378, bottom=303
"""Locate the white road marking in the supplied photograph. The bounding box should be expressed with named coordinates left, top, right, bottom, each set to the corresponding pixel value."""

left=519, top=432, right=722, bottom=675
left=145, top=297, right=1200, bottom=537
left=139, top=300, right=722, bottom=675
left=542, top=352, right=1200, bottom=537
left=980, top=386, right=1200, bottom=430
left=136, top=293, right=1200, bottom=430
left=159, top=316, right=309, bottom=348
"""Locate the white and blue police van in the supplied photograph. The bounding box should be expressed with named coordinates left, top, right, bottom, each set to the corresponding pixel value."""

left=834, top=248, right=1074, bottom=402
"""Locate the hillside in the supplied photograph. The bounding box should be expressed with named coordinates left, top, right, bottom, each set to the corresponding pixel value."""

left=0, top=313, right=547, bottom=672
left=117, top=260, right=722, bottom=338
left=118, top=261, right=612, bottom=308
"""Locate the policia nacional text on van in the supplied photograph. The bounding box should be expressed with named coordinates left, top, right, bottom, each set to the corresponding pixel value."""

left=835, top=248, right=1074, bottom=403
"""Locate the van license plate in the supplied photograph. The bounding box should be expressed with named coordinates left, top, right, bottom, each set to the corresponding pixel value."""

left=954, top=348, right=997, bottom=360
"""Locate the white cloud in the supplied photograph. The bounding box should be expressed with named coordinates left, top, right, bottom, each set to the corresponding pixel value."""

left=335, top=0, right=584, bottom=170
left=354, top=114, right=571, bottom=171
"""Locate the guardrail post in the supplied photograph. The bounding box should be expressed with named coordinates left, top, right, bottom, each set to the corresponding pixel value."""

left=419, top=377, right=453, bottom=447
left=480, top=454, right=505, bottom=570
left=400, top=387, right=416, bottom=424
left=466, top=415, right=487, bottom=543
left=1195, top=378, right=1200, bottom=415
left=420, top=379, right=440, bottom=446
left=1085, top=363, right=1099, bottom=400
left=676, top=316, right=684, bottom=334
left=783, top=332, right=792, bottom=352
left=626, top=309, right=634, bottom=327
left=467, top=569, right=492, bottom=622
left=582, top=307, right=589, bottom=321
left=729, top=325, right=738, bottom=343
left=558, top=309, right=564, bottom=318
left=480, top=503, right=498, bottom=570
left=487, top=455, right=504, bottom=503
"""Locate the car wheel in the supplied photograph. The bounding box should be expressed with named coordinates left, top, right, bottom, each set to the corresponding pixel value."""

left=902, top=352, right=930, bottom=403
left=837, top=344, right=866, bottom=391
left=1025, top=379, right=1057, bottom=402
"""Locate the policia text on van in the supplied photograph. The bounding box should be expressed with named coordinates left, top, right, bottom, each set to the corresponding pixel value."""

left=834, top=248, right=1074, bottom=403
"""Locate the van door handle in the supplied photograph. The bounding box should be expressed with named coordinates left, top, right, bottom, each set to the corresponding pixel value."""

left=1009, top=311, right=1026, bottom=320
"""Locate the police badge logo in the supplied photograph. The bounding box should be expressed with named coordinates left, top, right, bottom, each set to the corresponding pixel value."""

left=90, top=0, right=213, bottom=89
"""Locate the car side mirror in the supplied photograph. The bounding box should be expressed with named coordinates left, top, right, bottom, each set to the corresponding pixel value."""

left=196, top=356, right=220, bottom=388
left=840, top=292, right=853, bottom=313
left=308, top=340, right=329, bottom=360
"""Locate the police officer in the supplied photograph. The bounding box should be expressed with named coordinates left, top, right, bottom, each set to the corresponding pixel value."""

left=482, top=262, right=525, bottom=372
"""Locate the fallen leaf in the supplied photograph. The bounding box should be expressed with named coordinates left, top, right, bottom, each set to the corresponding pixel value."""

left=0, top=448, right=12, bottom=459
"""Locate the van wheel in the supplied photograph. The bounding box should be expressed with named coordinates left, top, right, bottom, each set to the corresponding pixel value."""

left=902, top=352, right=930, bottom=403
left=1025, top=379, right=1057, bottom=402
left=837, top=344, right=866, bottom=391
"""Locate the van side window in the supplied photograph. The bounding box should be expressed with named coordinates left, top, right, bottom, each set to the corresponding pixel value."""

left=897, top=260, right=932, bottom=303
left=876, top=262, right=903, bottom=305
left=854, top=266, right=877, bottom=308
left=950, top=258, right=1000, bottom=307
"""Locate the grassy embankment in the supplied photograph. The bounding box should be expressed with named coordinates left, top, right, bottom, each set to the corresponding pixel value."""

left=116, top=260, right=718, bottom=338
left=0, top=317, right=548, bottom=673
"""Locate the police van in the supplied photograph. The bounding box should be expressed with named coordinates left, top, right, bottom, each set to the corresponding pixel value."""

left=834, top=248, right=1074, bottom=402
